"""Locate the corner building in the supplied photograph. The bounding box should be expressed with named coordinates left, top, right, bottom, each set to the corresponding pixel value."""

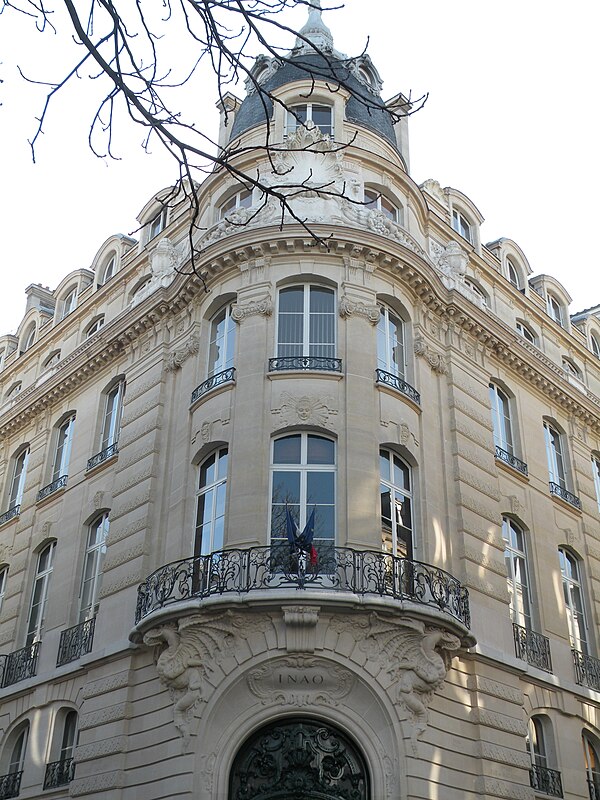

left=1, top=7, right=600, bottom=800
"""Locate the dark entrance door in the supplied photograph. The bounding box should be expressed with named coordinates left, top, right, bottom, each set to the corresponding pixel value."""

left=228, top=717, right=369, bottom=800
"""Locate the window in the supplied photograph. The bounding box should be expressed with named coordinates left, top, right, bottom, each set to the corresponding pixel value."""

left=583, top=734, right=600, bottom=797
left=547, top=294, right=563, bottom=326
left=591, top=333, right=600, bottom=359
left=558, top=548, right=587, bottom=653
left=60, top=287, right=77, bottom=320
left=101, top=380, right=124, bottom=451
left=489, top=384, right=514, bottom=455
left=6, top=382, right=21, bottom=400
left=149, top=207, right=168, bottom=239
left=0, top=349, right=4, bottom=371
left=287, top=103, right=333, bottom=137
left=26, top=542, right=55, bottom=646
left=208, top=305, right=236, bottom=376
left=364, top=189, right=399, bottom=223
left=79, top=514, right=109, bottom=622
left=85, top=316, right=105, bottom=338
left=506, top=258, right=521, bottom=289
left=563, top=358, right=581, bottom=379
left=52, top=416, right=75, bottom=482
left=516, top=321, right=536, bottom=344
left=593, top=456, right=600, bottom=513
left=380, top=449, right=413, bottom=559
left=43, top=350, right=61, bottom=369
left=527, top=717, right=549, bottom=771
left=7, top=723, right=28, bottom=776
left=463, top=277, right=487, bottom=306
left=502, top=518, right=531, bottom=629
left=527, top=716, right=563, bottom=795
left=22, top=324, right=36, bottom=353
left=377, top=305, right=405, bottom=378
left=194, top=448, right=228, bottom=557
left=0, top=566, right=7, bottom=614
left=58, top=710, right=77, bottom=764
left=100, top=256, right=116, bottom=285
left=452, top=208, right=472, bottom=243
left=219, top=189, right=253, bottom=219
left=270, top=434, right=336, bottom=557
left=277, top=285, right=335, bottom=359
left=8, top=448, right=29, bottom=510
left=544, top=421, right=567, bottom=490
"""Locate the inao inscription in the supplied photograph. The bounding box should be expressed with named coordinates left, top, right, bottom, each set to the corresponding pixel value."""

left=248, top=656, right=354, bottom=706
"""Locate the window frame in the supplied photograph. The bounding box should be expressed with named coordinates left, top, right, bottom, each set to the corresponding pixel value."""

left=489, top=383, right=514, bottom=456
left=592, top=455, right=600, bottom=513
left=364, top=189, right=399, bottom=223
left=219, top=189, right=253, bottom=220
left=60, top=287, right=78, bottom=320
left=148, top=207, right=168, bottom=240
left=25, top=542, right=56, bottom=647
left=286, top=102, right=334, bottom=138
left=451, top=208, right=473, bottom=243
left=547, top=293, right=564, bottom=326
left=100, top=256, right=116, bottom=286
left=276, top=284, right=336, bottom=360
left=85, top=316, right=105, bottom=339
left=516, top=321, right=536, bottom=344
left=8, top=447, right=29, bottom=510
left=207, top=304, right=236, bottom=377
left=100, top=380, right=125, bottom=452
left=0, top=566, right=7, bottom=615
left=544, top=421, right=567, bottom=490
left=591, top=333, right=600, bottom=359
left=79, top=513, right=109, bottom=623
left=194, top=447, right=228, bottom=557
left=7, top=724, right=29, bottom=776
left=22, top=324, right=36, bottom=353
left=379, top=448, right=414, bottom=560
left=506, top=258, right=521, bottom=289
left=377, top=305, right=405, bottom=379
left=52, top=415, right=75, bottom=482
left=583, top=732, right=600, bottom=793
left=502, top=517, right=532, bottom=629
left=558, top=547, right=588, bottom=654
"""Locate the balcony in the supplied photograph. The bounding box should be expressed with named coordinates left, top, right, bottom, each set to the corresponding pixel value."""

left=0, top=771, right=22, bottom=799
left=495, top=445, right=528, bottom=477
left=135, top=545, right=470, bottom=629
left=191, top=367, right=236, bottom=405
left=549, top=482, right=582, bottom=510
left=36, top=474, right=67, bottom=502
left=0, top=506, right=20, bottom=527
left=86, top=442, right=118, bottom=471
left=572, top=649, right=600, bottom=691
left=43, top=758, right=75, bottom=790
left=0, top=643, right=40, bottom=688
left=529, top=764, right=563, bottom=797
left=589, top=777, right=600, bottom=800
left=513, top=623, right=553, bottom=672
left=57, top=618, right=96, bottom=667
left=268, top=356, right=342, bottom=373
left=375, top=369, right=421, bottom=406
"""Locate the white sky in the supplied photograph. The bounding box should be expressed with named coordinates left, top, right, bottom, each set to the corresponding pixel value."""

left=0, top=0, right=598, bottom=335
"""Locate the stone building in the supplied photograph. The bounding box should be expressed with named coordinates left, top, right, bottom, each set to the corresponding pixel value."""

left=1, top=5, right=600, bottom=800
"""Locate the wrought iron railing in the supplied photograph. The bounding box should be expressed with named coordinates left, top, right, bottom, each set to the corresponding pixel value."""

left=588, top=777, right=600, bottom=800
left=135, top=545, right=470, bottom=628
left=57, top=617, right=96, bottom=667
left=549, top=482, right=582, bottom=510
left=513, top=623, right=553, bottom=672
left=495, top=446, right=528, bottom=477
left=36, top=474, right=68, bottom=502
left=573, top=649, right=600, bottom=691
left=43, top=758, right=75, bottom=790
left=0, top=506, right=20, bottom=526
left=191, top=367, right=236, bottom=404
left=87, top=442, right=119, bottom=471
left=268, top=356, right=342, bottom=373
left=375, top=369, right=421, bottom=405
left=0, top=771, right=22, bottom=799
left=0, top=642, right=40, bottom=688
left=529, top=764, right=563, bottom=797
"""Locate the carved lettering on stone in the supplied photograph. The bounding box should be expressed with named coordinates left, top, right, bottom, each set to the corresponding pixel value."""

left=273, top=393, right=337, bottom=429
left=231, top=295, right=273, bottom=321
left=338, top=295, right=379, bottom=325
left=414, top=337, right=448, bottom=375
left=165, top=334, right=200, bottom=371
left=247, top=656, right=354, bottom=707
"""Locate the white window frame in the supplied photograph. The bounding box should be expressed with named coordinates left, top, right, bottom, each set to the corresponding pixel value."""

left=377, top=305, right=405, bottom=378
left=451, top=208, right=473, bottom=243
left=59, top=711, right=78, bottom=763
left=547, top=294, right=563, bottom=326
left=286, top=103, right=333, bottom=138
left=22, top=325, right=36, bottom=353
left=379, top=448, right=413, bottom=560
left=208, top=305, right=236, bottom=377
left=592, top=456, right=600, bottom=513
left=516, top=321, right=535, bottom=344
left=527, top=717, right=548, bottom=770
left=591, top=333, right=600, bottom=359
left=506, top=258, right=521, bottom=289
left=502, top=517, right=531, bottom=629
left=100, top=381, right=124, bottom=451
left=149, top=207, right=168, bottom=239
left=8, top=448, right=29, bottom=510
left=79, top=513, right=109, bottom=622
left=60, top=288, right=77, bottom=320
left=26, top=542, right=55, bottom=646
left=0, top=566, right=7, bottom=615
left=194, top=448, right=228, bottom=557
left=276, top=285, right=336, bottom=360
left=544, top=421, right=567, bottom=490
left=559, top=547, right=588, bottom=653
left=52, top=416, right=75, bottom=482
left=85, top=317, right=105, bottom=338
left=489, top=383, right=514, bottom=455
left=219, top=189, right=253, bottom=220
left=8, top=725, right=29, bottom=775
left=100, top=256, right=116, bottom=285
left=364, top=189, right=399, bottom=223
left=583, top=733, right=600, bottom=792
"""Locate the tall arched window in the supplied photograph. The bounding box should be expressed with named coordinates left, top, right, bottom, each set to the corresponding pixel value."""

left=8, top=447, right=29, bottom=511
left=506, top=258, right=521, bottom=289
left=208, top=305, right=236, bottom=377
left=270, top=434, right=336, bottom=558
left=583, top=733, right=600, bottom=799
left=6, top=722, right=29, bottom=787
left=502, top=517, right=531, bottom=629
left=52, top=415, right=75, bottom=483
left=276, top=285, right=335, bottom=360
left=544, top=421, right=567, bottom=490
left=195, top=448, right=228, bottom=557
left=380, top=449, right=413, bottom=560
left=591, top=333, right=600, bottom=359
left=101, top=380, right=124, bottom=451
left=79, top=513, right=109, bottom=622
left=558, top=548, right=588, bottom=653
left=527, top=716, right=562, bottom=797
left=0, top=566, right=7, bottom=614
left=377, top=306, right=405, bottom=378
left=489, top=384, right=514, bottom=456
left=44, top=710, right=77, bottom=789
left=21, top=324, right=36, bottom=354
left=26, top=542, right=55, bottom=646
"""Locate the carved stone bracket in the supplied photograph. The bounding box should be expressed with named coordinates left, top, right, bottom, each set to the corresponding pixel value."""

left=339, top=295, right=379, bottom=325
left=231, top=295, right=273, bottom=321
left=247, top=655, right=355, bottom=707
left=283, top=605, right=320, bottom=652
left=414, top=337, right=448, bottom=374
left=165, top=334, right=200, bottom=372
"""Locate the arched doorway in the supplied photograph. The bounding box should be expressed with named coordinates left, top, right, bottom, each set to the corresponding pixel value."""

left=228, top=717, right=370, bottom=800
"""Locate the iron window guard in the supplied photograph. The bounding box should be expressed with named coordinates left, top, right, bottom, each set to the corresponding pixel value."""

left=36, top=474, right=67, bottom=502
left=572, top=649, right=600, bottom=691
left=0, top=771, right=22, bottom=800
left=268, top=356, right=342, bottom=373
left=57, top=617, right=96, bottom=667
left=0, top=642, right=40, bottom=688
left=0, top=506, right=20, bottom=526
left=375, top=369, right=421, bottom=405
left=588, top=777, right=600, bottom=800
left=43, top=758, right=75, bottom=790
left=86, top=443, right=119, bottom=472
left=529, top=764, right=563, bottom=797
left=513, top=623, right=553, bottom=672
left=191, top=367, right=236, bottom=405
left=495, top=446, right=528, bottom=477
left=549, top=482, right=581, bottom=510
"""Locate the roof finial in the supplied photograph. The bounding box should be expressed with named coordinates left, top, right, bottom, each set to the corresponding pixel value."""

left=293, top=0, right=334, bottom=54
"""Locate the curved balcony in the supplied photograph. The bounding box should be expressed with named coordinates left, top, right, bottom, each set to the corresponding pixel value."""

left=134, top=546, right=470, bottom=633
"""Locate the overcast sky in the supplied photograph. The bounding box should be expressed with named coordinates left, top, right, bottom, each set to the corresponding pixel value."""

left=0, top=0, right=598, bottom=336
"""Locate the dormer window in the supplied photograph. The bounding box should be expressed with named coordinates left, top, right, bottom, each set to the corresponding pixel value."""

left=22, top=324, right=36, bottom=353
left=364, top=189, right=398, bottom=223
left=219, top=189, right=253, bottom=220
left=149, top=207, right=168, bottom=240
left=547, top=293, right=563, bottom=326
left=452, top=209, right=473, bottom=243
left=100, top=256, right=116, bottom=286
left=506, top=258, right=521, bottom=289
left=286, top=104, right=333, bottom=138
left=516, top=321, right=536, bottom=344
left=60, top=288, right=77, bottom=320
left=591, top=333, right=600, bottom=359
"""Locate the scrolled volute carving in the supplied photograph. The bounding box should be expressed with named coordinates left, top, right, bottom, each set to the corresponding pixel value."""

left=414, top=337, right=448, bottom=375
left=230, top=295, right=273, bottom=321
left=339, top=295, right=379, bottom=325
left=165, top=334, right=200, bottom=372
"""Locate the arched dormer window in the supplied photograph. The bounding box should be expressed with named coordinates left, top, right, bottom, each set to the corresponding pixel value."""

left=591, top=332, right=600, bottom=359
left=364, top=188, right=401, bottom=224
left=21, top=324, right=36, bottom=354
left=547, top=293, right=564, bottom=326
left=219, top=189, right=253, bottom=220
left=452, top=208, right=473, bottom=244
left=506, top=258, right=521, bottom=289
left=60, top=286, right=78, bottom=320
left=148, top=207, right=168, bottom=240
left=99, top=255, right=116, bottom=286
left=286, top=103, right=333, bottom=138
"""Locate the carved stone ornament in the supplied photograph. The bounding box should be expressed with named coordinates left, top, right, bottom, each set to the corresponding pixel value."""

left=132, top=237, right=189, bottom=306
left=230, top=295, right=273, bottom=321
left=143, top=611, right=270, bottom=744
left=273, top=392, right=337, bottom=429
left=165, top=334, right=200, bottom=372
left=331, top=613, right=460, bottom=744
left=247, top=656, right=355, bottom=707
left=420, top=179, right=448, bottom=207
left=431, top=241, right=488, bottom=310
left=338, top=295, right=380, bottom=325
left=414, top=337, right=448, bottom=375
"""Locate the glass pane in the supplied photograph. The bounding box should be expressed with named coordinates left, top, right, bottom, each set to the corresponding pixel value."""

left=307, top=436, right=335, bottom=465
left=217, top=449, right=228, bottom=480
left=307, top=471, right=334, bottom=504
left=273, top=436, right=301, bottom=464
left=309, top=287, right=334, bottom=313
left=392, top=455, right=410, bottom=491
left=379, top=450, right=391, bottom=481
left=313, top=506, right=334, bottom=541
left=279, top=287, right=304, bottom=313
left=271, top=471, right=300, bottom=504
left=200, top=453, right=216, bottom=488
left=380, top=485, right=392, bottom=526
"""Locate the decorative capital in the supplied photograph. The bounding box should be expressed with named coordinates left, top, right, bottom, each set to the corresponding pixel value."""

left=165, top=334, right=200, bottom=371
left=339, top=295, right=379, bottom=325
left=414, top=337, right=448, bottom=374
left=231, top=295, right=273, bottom=321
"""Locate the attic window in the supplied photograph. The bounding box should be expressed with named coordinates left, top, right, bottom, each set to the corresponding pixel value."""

left=506, top=258, right=521, bottom=289
left=149, top=207, right=168, bottom=240
left=591, top=333, right=600, bottom=359
left=452, top=209, right=473, bottom=244
left=364, top=189, right=398, bottom=223
left=286, top=104, right=333, bottom=138
left=547, top=294, right=563, bottom=326
left=219, top=189, right=253, bottom=220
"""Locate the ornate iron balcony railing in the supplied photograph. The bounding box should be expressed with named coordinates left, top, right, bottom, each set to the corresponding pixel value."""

left=0, top=506, right=20, bottom=526
left=43, top=758, right=75, bottom=790
left=191, top=367, right=236, bottom=405
left=57, top=617, right=96, bottom=667
left=36, top=474, right=67, bottom=502
left=135, top=545, right=470, bottom=628
left=495, top=446, right=528, bottom=476
left=529, top=764, right=563, bottom=797
left=268, top=356, right=342, bottom=373
left=513, top=623, right=553, bottom=672
left=375, top=369, right=421, bottom=405
left=588, top=777, right=600, bottom=800
left=549, top=482, right=582, bottom=510
left=87, top=442, right=119, bottom=471
left=573, top=649, right=600, bottom=691
left=0, top=771, right=22, bottom=799
left=0, top=642, right=40, bottom=688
